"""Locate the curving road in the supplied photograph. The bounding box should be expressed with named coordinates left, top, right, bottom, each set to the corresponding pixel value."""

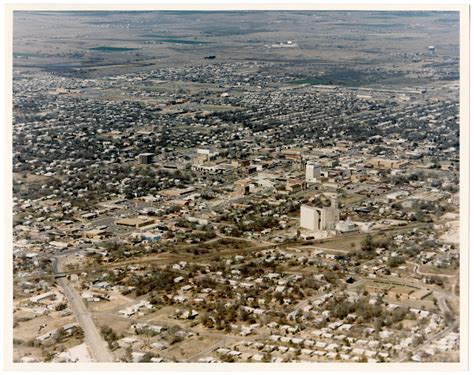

left=395, top=318, right=459, bottom=363
left=407, top=261, right=456, bottom=278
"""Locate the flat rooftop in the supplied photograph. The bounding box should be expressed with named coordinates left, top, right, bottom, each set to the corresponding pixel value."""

left=116, top=217, right=155, bottom=227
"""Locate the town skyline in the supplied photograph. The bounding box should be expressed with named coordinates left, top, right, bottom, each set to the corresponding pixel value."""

left=5, top=7, right=468, bottom=370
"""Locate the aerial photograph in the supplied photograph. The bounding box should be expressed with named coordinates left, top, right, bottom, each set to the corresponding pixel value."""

left=10, top=9, right=463, bottom=366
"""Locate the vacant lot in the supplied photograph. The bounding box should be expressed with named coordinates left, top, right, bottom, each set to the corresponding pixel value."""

left=13, top=312, right=76, bottom=342
left=161, top=334, right=221, bottom=361
left=95, top=315, right=131, bottom=334
left=320, top=234, right=366, bottom=251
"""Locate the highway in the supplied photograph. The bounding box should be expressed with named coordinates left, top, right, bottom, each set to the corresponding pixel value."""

left=52, top=257, right=114, bottom=362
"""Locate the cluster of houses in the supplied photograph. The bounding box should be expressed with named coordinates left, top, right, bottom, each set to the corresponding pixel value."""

left=12, top=44, right=459, bottom=363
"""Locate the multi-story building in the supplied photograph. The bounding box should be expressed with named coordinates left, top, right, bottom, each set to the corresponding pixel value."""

left=305, top=162, right=321, bottom=183
left=138, top=153, right=154, bottom=165
left=300, top=196, right=339, bottom=233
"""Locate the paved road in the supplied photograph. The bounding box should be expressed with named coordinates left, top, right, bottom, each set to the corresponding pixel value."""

left=53, top=257, right=114, bottom=362
left=407, top=261, right=456, bottom=278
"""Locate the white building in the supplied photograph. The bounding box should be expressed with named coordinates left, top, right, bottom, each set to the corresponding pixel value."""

left=300, top=205, right=319, bottom=232
left=300, top=196, right=339, bottom=233
left=197, top=147, right=217, bottom=155
left=305, top=162, right=321, bottom=183
left=196, top=147, right=219, bottom=158
left=336, top=217, right=357, bottom=233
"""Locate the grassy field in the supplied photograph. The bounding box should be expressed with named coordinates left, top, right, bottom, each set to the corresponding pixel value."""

left=13, top=52, right=43, bottom=58
left=13, top=172, right=52, bottom=183
left=140, top=35, right=212, bottom=45
left=13, top=11, right=459, bottom=79
left=340, top=194, right=367, bottom=206
left=143, top=306, right=189, bottom=327
left=287, top=78, right=329, bottom=85
left=320, top=235, right=366, bottom=251
left=88, top=46, right=140, bottom=52
left=419, top=265, right=458, bottom=276
left=95, top=315, right=131, bottom=334
left=447, top=297, right=460, bottom=315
